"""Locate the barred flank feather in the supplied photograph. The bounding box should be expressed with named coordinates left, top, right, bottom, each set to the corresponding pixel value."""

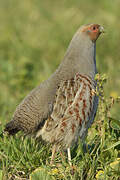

left=37, top=73, right=98, bottom=149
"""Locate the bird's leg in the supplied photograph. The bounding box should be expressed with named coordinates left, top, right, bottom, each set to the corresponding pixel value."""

left=50, top=144, right=56, bottom=165
left=67, top=147, right=72, bottom=166
left=60, top=151, right=66, bottom=162
left=67, top=147, right=76, bottom=175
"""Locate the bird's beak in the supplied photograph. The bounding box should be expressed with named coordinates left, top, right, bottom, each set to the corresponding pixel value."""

left=99, top=26, right=104, bottom=33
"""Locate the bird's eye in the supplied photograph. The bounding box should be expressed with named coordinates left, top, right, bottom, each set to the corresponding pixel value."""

left=93, top=26, right=96, bottom=30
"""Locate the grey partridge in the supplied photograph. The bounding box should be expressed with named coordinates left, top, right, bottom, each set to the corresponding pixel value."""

left=5, top=24, right=104, bottom=164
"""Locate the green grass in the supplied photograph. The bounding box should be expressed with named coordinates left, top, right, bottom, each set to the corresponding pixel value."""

left=0, top=0, right=120, bottom=179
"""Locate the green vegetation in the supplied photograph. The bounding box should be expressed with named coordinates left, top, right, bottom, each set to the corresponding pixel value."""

left=0, top=0, right=120, bottom=179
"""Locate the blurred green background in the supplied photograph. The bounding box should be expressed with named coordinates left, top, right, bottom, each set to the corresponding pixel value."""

left=0, top=0, right=120, bottom=126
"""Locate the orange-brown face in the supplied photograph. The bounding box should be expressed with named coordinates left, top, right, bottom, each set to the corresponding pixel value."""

left=82, top=24, right=104, bottom=42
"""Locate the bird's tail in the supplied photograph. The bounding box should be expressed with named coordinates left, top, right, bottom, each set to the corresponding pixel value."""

left=4, top=120, right=20, bottom=135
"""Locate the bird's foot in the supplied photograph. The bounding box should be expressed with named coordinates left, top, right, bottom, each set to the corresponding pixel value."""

left=70, top=165, right=77, bottom=175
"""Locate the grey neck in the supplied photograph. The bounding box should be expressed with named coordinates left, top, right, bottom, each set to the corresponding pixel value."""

left=93, top=43, right=97, bottom=74
left=62, top=31, right=97, bottom=79
left=52, top=30, right=97, bottom=82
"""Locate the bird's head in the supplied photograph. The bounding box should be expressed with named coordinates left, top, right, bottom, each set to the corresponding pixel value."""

left=80, top=24, right=104, bottom=42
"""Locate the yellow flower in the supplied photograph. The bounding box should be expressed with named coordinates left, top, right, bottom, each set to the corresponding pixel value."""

left=50, top=168, right=59, bottom=175
left=49, top=167, right=64, bottom=179
left=96, top=170, right=104, bottom=179
left=110, top=158, right=120, bottom=170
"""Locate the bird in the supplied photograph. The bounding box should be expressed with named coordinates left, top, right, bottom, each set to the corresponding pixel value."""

left=4, top=24, right=104, bottom=165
